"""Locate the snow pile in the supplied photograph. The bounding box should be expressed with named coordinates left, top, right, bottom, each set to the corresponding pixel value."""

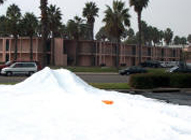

left=0, top=67, right=191, bottom=140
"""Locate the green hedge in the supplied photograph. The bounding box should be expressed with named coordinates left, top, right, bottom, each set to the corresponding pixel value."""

left=129, top=73, right=191, bottom=89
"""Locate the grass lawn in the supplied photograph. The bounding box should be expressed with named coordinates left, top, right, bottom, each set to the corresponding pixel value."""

left=0, top=82, right=130, bottom=90
left=49, top=66, right=118, bottom=73
left=90, top=83, right=130, bottom=89
left=147, top=68, right=166, bottom=74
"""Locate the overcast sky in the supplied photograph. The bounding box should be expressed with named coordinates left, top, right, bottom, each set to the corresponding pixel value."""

left=1, top=0, right=191, bottom=37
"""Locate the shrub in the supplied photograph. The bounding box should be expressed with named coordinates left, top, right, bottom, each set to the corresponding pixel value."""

left=170, top=74, right=191, bottom=88
left=129, top=73, right=191, bottom=89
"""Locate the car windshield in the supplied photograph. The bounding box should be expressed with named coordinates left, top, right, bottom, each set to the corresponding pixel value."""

left=5, top=61, right=11, bottom=65
left=170, top=66, right=179, bottom=71
left=10, top=63, right=17, bottom=68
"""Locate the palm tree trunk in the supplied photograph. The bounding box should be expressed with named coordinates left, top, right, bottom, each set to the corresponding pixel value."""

left=30, top=36, right=33, bottom=61
left=116, top=38, right=120, bottom=69
left=138, top=12, right=142, bottom=65
left=51, top=32, right=55, bottom=65
left=14, top=35, right=18, bottom=60
left=91, top=23, right=94, bottom=40
left=40, top=0, right=48, bottom=67
left=75, top=39, right=79, bottom=66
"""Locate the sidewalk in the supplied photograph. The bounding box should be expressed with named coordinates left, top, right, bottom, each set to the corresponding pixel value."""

left=114, top=88, right=191, bottom=94
left=113, top=88, right=191, bottom=106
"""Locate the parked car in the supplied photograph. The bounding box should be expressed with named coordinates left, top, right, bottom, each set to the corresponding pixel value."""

left=0, top=60, right=41, bottom=73
left=1, top=61, right=38, bottom=76
left=140, top=60, right=161, bottom=68
left=166, top=66, right=191, bottom=73
left=0, top=61, right=13, bottom=72
left=119, top=66, right=147, bottom=75
left=160, top=61, right=179, bottom=68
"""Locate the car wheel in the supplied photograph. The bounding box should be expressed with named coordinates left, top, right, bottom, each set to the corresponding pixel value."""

left=126, top=72, right=130, bottom=75
left=28, top=71, right=34, bottom=76
left=6, top=71, right=12, bottom=76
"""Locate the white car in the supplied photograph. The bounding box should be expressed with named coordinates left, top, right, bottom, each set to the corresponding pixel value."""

left=1, top=62, right=38, bottom=76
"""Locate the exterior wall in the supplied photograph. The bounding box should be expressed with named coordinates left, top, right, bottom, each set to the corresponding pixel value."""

left=54, top=38, right=67, bottom=66
left=0, top=37, right=44, bottom=65
left=184, top=46, right=191, bottom=63
left=0, top=37, right=182, bottom=67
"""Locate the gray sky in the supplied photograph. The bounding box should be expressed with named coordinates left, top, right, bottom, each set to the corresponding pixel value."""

left=1, top=0, right=191, bottom=37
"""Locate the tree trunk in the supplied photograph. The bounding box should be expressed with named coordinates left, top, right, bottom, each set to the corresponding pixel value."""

left=138, top=12, right=142, bottom=65
left=30, top=36, right=33, bottom=61
left=115, top=38, right=120, bottom=69
left=40, top=0, right=48, bottom=68
left=51, top=32, right=55, bottom=65
left=75, top=39, right=79, bottom=66
left=90, top=23, right=94, bottom=40
left=14, top=35, right=18, bottom=60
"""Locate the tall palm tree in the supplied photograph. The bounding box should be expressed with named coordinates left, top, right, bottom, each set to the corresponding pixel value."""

left=130, top=0, right=149, bottom=64
left=40, top=0, right=48, bottom=67
left=95, top=26, right=108, bottom=41
left=82, top=1, right=99, bottom=40
left=21, top=12, right=38, bottom=61
left=164, top=28, right=173, bottom=45
left=0, top=16, right=9, bottom=37
left=6, top=4, right=21, bottom=60
left=47, top=4, right=62, bottom=65
left=103, top=0, right=130, bottom=67
left=67, top=16, right=85, bottom=65
left=67, top=16, right=85, bottom=40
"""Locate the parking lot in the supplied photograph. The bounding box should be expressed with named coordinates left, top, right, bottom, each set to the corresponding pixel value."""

left=0, top=73, right=129, bottom=84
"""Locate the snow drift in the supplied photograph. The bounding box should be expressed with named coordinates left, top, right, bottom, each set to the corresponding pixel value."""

left=0, top=67, right=191, bottom=140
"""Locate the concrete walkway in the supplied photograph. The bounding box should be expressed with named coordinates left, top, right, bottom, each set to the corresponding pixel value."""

left=114, top=88, right=191, bottom=106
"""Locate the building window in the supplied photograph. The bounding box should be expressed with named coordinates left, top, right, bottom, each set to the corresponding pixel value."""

left=46, top=40, right=51, bottom=52
left=63, top=40, right=67, bottom=54
left=6, top=40, right=9, bottom=51
left=161, top=49, right=164, bottom=57
left=173, top=50, right=176, bottom=57
left=6, top=54, right=9, bottom=62
left=148, top=48, right=151, bottom=56
left=132, top=46, right=136, bottom=55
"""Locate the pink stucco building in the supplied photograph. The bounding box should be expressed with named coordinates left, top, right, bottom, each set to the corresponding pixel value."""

left=0, top=37, right=182, bottom=67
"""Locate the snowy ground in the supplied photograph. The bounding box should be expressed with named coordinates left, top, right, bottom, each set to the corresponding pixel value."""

left=0, top=67, right=191, bottom=140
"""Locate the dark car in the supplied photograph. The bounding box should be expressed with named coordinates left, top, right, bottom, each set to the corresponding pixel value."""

left=167, top=66, right=191, bottom=73
left=140, top=60, right=161, bottom=68
left=119, top=66, right=147, bottom=75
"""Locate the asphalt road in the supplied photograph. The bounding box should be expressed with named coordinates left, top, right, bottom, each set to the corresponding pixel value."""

left=0, top=73, right=128, bottom=84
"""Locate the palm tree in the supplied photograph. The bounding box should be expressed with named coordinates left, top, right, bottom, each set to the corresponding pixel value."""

left=174, top=36, right=181, bottom=45
left=164, top=28, right=173, bottom=45
left=103, top=0, right=130, bottom=67
left=67, top=16, right=85, bottom=40
left=187, top=34, right=191, bottom=44
left=40, top=0, right=48, bottom=67
left=6, top=4, right=21, bottom=60
left=82, top=1, right=99, bottom=40
left=21, top=12, right=38, bottom=61
left=0, top=15, right=9, bottom=37
left=67, top=16, right=85, bottom=65
left=95, top=26, right=108, bottom=41
left=130, top=0, right=149, bottom=64
left=47, top=4, right=62, bottom=65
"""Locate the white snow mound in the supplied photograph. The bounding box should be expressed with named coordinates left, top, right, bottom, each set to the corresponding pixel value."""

left=0, top=67, right=191, bottom=140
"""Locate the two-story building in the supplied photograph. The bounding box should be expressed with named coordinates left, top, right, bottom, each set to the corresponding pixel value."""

left=0, top=37, right=182, bottom=67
